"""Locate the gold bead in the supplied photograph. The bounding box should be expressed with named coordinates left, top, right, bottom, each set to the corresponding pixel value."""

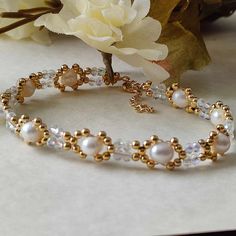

left=63, top=131, right=71, bottom=141
left=174, top=158, right=182, bottom=167
left=103, top=137, right=112, bottom=145
left=70, top=137, right=77, bottom=145
left=209, top=131, right=218, bottom=138
left=72, top=145, right=80, bottom=153
left=216, top=124, right=225, bottom=132
left=141, top=155, right=149, bottom=163
left=98, top=131, right=107, bottom=139
left=174, top=144, right=182, bottom=152
left=185, top=88, right=192, bottom=95
left=143, top=140, right=151, bottom=148
left=147, top=160, right=155, bottom=169
left=166, top=162, right=175, bottom=171
left=216, top=101, right=223, bottom=108
left=63, top=142, right=71, bottom=150
left=41, top=137, right=49, bottom=143
left=103, top=152, right=111, bottom=161
left=179, top=150, right=186, bottom=159
left=150, top=135, right=159, bottom=143
left=11, top=116, right=18, bottom=124
left=21, top=115, right=29, bottom=122
left=43, top=130, right=50, bottom=138
left=107, top=144, right=115, bottom=153
left=206, top=138, right=214, bottom=146
left=38, top=124, right=47, bottom=131
left=199, top=154, right=206, bottom=161
left=222, top=105, right=230, bottom=112
left=79, top=151, right=87, bottom=159
left=94, top=154, right=103, bottom=162
left=81, top=128, right=90, bottom=136
left=132, top=153, right=140, bottom=161
left=33, top=117, right=42, bottom=126
left=74, top=130, right=82, bottom=138
left=172, top=83, right=179, bottom=90
left=61, top=64, right=69, bottom=71
left=170, top=137, right=179, bottom=145
left=132, top=140, right=140, bottom=149
left=198, top=139, right=206, bottom=147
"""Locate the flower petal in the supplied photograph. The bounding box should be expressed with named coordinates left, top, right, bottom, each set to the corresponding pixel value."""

left=132, top=0, right=150, bottom=20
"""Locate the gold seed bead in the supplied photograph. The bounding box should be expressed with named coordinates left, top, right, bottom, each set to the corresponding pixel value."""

left=132, top=153, right=140, bottom=161
left=70, top=137, right=77, bottom=145
left=21, top=115, right=29, bottom=121
left=107, top=144, right=115, bottom=153
left=94, top=154, right=103, bottom=162
left=141, top=155, right=149, bottom=163
left=206, top=138, right=214, bottom=146
left=144, top=140, right=152, bottom=148
left=150, top=135, right=159, bottom=143
left=104, top=137, right=112, bottom=145
left=64, top=142, right=71, bottom=150
left=216, top=124, right=225, bottom=132
left=209, top=131, right=218, bottom=138
left=79, top=151, right=87, bottom=159
left=172, top=83, right=179, bottom=90
left=98, top=131, right=107, bottom=139
left=11, top=116, right=18, bottom=124
left=174, top=144, right=182, bottom=152
left=33, top=118, right=42, bottom=126
left=63, top=131, right=71, bottom=141
left=185, top=88, right=192, bottom=95
left=174, top=158, right=182, bottom=167
left=132, top=140, right=140, bottom=149
left=41, top=137, right=49, bottom=143
left=62, top=64, right=69, bottom=71
left=103, top=152, right=111, bottom=161
left=38, top=124, right=46, bottom=131
left=171, top=137, right=179, bottom=145
left=198, top=139, right=206, bottom=147
left=199, top=154, right=207, bottom=161
left=74, top=130, right=82, bottom=138
left=81, top=128, right=90, bottom=136
left=222, top=105, right=230, bottom=112
left=72, top=145, right=80, bottom=153
left=179, top=150, right=186, bottom=159
left=216, top=101, right=223, bottom=108
left=166, top=162, right=175, bottom=171
left=147, top=160, right=155, bottom=169
left=44, top=130, right=50, bottom=138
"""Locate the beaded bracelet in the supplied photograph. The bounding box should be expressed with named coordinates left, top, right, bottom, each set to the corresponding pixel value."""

left=0, top=63, right=234, bottom=170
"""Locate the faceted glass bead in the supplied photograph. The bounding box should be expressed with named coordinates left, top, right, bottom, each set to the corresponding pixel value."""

left=89, top=77, right=103, bottom=87
left=91, top=67, right=98, bottom=76
left=113, top=139, right=132, bottom=161
left=41, top=70, right=56, bottom=88
left=98, top=67, right=106, bottom=76
left=47, top=125, right=65, bottom=149
left=183, top=142, right=201, bottom=167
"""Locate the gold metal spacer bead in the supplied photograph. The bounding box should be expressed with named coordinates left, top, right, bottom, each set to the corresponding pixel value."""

left=63, top=131, right=71, bottom=141
left=70, top=137, right=77, bottom=145
left=33, top=118, right=42, bottom=126
left=74, top=130, right=82, bottom=138
left=141, top=155, right=149, bottom=163
left=103, top=137, right=112, bottom=145
left=170, top=137, right=179, bottom=145
left=98, top=131, right=107, bottom=139
left=132, top=153, right=140, bottom=161
left=147, top=160, right=155, bottom=169
left=103, top=152, right=111, bottom=161
left=107, top=144, right=115, bottom=153
left=63, top=142, right=71, bottom=150
left=94, top=154, right=103, bottom=162
left=132, top=140, right=140, bottom=149
left=72, top=145, right=80, bottom=153
left=166, top=162, right=175, bottom=171
left=143, top=140, right=152, bottom=148
left=81, top=128, right=90, bottom=136
left=79, top=151, right=87, bottom=159
left=150, top=135, right=159, bottom=144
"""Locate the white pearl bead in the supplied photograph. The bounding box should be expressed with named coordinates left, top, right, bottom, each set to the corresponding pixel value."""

left=22, top=80, right=36, bottom=97
left=212, top=133, right=230, bottom=155
left=20, top=122, right=43, bottom=143
left=149, top=142, right=174, bottom=165
left=172, top=89, right=188, bottom=108
left=81, top=137, right=103, bottom=156
left=210, top=108, right=225, bottom=126
left=60, top=69, right=78, bottom=87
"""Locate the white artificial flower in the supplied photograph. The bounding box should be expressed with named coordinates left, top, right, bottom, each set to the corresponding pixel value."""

left=35, top=0, right=169, bottom=81
left=0, top=0, right=51, bottom=44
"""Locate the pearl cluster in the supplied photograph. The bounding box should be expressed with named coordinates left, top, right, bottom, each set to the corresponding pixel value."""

left=0, top=64, right=234, bottom=171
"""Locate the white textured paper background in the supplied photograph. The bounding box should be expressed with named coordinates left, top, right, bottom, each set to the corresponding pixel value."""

left=0, top=15, right=235, bottom=236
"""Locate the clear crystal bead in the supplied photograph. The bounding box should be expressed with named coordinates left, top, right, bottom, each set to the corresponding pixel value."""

left=47, top=125, right=65, bottom=149
left=224, top=119, right=235, bottom=139
left=199, top=111, right=210, bottom=120
left=183, top=142, right=201, bottom=167
left=197, top=98, right=206, bottom=108
left=157, top=83, right=166, bottom=92
left=113, top=139, right=132, bottom=161
left=98, top=67, right=106, bottom=76
left=6, top=121, right=15, bottom=132
left=41, top=70, right=56, bottom=88
left=89, top=77, right=103, bottom=87
left=91, top=67, right=98, bottom=76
